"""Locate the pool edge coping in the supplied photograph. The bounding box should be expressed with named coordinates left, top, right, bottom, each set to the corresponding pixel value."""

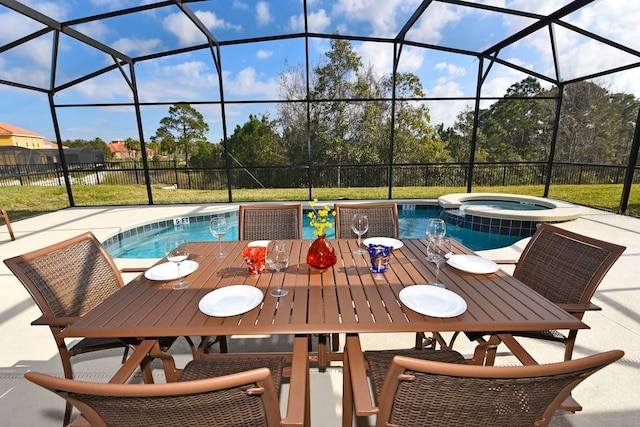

left=438, top=193, right=582, bottom=222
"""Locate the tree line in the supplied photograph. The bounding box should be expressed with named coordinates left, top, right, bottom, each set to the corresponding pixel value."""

left=64, top=39, right=639, bottom=169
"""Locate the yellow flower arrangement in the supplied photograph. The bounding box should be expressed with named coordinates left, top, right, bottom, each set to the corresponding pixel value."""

left=307, top=199, right=336, bottom=237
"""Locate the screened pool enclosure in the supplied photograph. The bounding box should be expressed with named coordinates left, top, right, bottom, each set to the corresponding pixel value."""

left=1, top=0, right=639, bottom=214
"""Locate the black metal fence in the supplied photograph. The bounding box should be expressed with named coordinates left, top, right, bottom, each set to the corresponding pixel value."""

left=0, top=160, right=637, bottom=189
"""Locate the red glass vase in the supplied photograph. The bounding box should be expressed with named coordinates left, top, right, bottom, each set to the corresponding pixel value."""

left=306, top=235, right=337, bottom=272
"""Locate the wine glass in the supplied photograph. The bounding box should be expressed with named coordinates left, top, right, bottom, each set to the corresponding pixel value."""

left=425, top=218, right=446, bottom=261
left=209, top=216, right=228, bottom=258
left=165, top=236, right=190, bottom=290
left=426, top=218, right=446, bottom=241
left=427, top=238, right=451, bottom=288
left=351, top=213, right=369, bottom=255
left=266, top=240, right=289, bottom=297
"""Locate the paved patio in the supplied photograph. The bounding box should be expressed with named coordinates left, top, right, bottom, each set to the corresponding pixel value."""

left=0, top=202, right=638, bottom=426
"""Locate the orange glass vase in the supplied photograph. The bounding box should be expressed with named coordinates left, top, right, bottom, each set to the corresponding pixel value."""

left=306, top=235, right=337, bottom=272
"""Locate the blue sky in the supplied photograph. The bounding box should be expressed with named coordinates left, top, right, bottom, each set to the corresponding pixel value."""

left=1, top=0, right=639, bottom=144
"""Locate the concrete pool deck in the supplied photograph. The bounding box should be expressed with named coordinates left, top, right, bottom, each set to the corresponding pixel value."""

left=0, top=202, right=639, bottom=426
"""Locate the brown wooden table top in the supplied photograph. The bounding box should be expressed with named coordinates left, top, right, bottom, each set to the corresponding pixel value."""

left=63, top=239, right=586, bottom=339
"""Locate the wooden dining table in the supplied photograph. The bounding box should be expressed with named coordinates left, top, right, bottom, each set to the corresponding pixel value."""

left=65, top=238, right=586, bottom=338
left=62, top=238, right=587, bottom=426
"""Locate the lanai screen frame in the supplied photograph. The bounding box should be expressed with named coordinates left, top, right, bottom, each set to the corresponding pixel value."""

left=0, top=0, right=638, bottom=213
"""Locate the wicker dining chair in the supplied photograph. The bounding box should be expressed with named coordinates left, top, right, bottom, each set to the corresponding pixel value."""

left=4, top=232, right=196, bottom=426
left=238, top=203, right=303, bottom=240
left=344, top=335, right=623, bottom=427
left=434, top=223, right=626, bottom=367
left=25, top=354, right=302, bottom=427
left=334, top=202, right=399, bottom=239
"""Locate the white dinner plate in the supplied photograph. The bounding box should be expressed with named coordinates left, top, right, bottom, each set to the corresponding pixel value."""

left=198, top=285, right=264, bottom=317
left=248, top=240, right=270, bottom=247
left=144, top=260, right=199, bottom=281
left=446, top=254, right=499, bottom=274
left=363, top=237, right=404, bottom=250
left=399, top=285, right=467, bottom=318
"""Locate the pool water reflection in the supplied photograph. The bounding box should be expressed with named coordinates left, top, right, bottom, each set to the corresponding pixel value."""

left=106, top=209, right=523, bottom=259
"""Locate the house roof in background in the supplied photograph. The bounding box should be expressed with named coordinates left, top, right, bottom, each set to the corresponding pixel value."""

left=0, top=122, right=44, bottom=138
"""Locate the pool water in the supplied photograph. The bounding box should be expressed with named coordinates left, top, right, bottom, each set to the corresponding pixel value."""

left=107, top=209, right=523, bottom=259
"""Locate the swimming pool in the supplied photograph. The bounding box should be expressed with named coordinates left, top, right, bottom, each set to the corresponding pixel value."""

left=105, top=208, right=523, bottom=259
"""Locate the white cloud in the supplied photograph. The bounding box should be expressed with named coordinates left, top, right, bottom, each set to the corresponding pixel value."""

left=427, top=81, right=468, bottom=126
left=73, top=21, right=111, bottom=40
left=71, top=73, right=133, bottom=101
left=256, top=1, right=272, bottom=26
left=233, top=0, right=249, bottom=10
left=289, top=9, right=331, bottom=33
left=435, top=62, right=467, bottom=78
left=112, top=38, right=163, bottom=57
left=332, top=0, right=421, bottom=37
left=408, top=3, right=463, bottom=44
left=223, top=67, right=279, bottom=98
left=162, top=11, right=242, bottom=46
left=0, top=8, right=47, bottom=44
left=21, top=1, right=68, bottom=21
left=257, top=50, right=273, bottom=59
left=0, top=56, right=50, bottom=88
left=357, top=43, right=424, bottom=76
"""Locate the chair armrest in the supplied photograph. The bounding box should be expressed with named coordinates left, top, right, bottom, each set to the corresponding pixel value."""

left=556, top=302, right=601, bottom=313
left=282, top=335, right=309, bottom=427
left=345, top=334, right=379, bottom=417
left=493, top=259, right=518, bottom=265
left=69, top=416, right=90, bottom=426
left=31, top=316, right=80, bottom=327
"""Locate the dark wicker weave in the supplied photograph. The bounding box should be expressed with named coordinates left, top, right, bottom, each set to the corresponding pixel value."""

left=364, top=349, right=467, bottom=400
left=238, top=204, right=303, bottom=240
left=25, top=357, right=288, bottom=427
left=462, top=223, right=625, bottom=363
left=334, top=202, right=399, bottom=239
left=346, top=335, right=624, bottom=427
left=3, top=232, right=184, bottom=426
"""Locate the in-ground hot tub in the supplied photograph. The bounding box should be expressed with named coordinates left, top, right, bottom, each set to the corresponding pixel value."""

left=438, top=193, right=582, bottom=237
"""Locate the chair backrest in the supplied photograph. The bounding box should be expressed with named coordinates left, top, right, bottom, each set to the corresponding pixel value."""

left=3, top=232, right=124, bottom=320
left=514, top=223, right=625, bottom=307
left=375, top=350, right=623, bottom=427
left=238, top=204, right=303, bottom=240
left=334, top=203, right=399, bottom=239
left=25, top=367, right=283, bottom=427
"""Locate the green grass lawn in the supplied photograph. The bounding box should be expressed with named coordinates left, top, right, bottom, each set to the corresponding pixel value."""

left=1, top=184, right=638, bottom=222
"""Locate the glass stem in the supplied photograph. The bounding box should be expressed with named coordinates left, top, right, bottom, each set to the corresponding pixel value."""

left=176, top=262, right=183, bottom=284
left=357, top=234, right=361, bottom=249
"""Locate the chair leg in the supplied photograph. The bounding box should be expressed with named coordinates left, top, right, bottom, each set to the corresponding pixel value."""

left=563, top=330, right=578, bottom=362
left=121, top=346, right=130, bottom=363
left=317, top=334, right=328, bottom=371
left=149, top=343, right=178, bottom=382
left=331, top=333, right=340, bottom=352
left=58, top=347, right=74, bottom=426
left=183, top=336, right=197, bottom=358
left=469, top=335, right=501, bottom=366
left=196, top=335, right=228, bottom=356
left=1, top=208, right=15, bottom=241
left=414, top=332, right=435, bottom=349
